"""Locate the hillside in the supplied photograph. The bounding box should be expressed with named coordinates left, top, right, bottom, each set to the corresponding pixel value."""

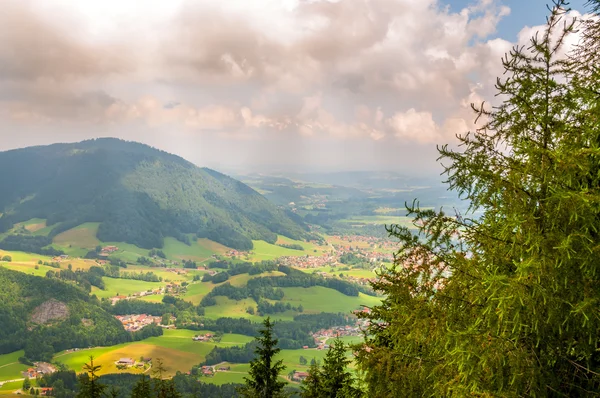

left=0, top=267, right=130, bottom=361
left=0, top=138, right=308, bottom=250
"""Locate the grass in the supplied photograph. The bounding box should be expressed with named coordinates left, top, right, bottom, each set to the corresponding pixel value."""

left=0, top=351, right=27, bottom=382
left=53, top=223, right=101, bottom=250
left=54, top=330, right=253, bottom=377
left=182, top=282, right=216, bottom=305
left=250, top=239, right=324, bottom=261
left=338, top=215, right=415, bottom=228
left=14, top=218, right=47, bottom=233
left=0, top=364, right=27, bottom=382
left=280, top=286, right=381, bottom=314
left=163, top=237, right=228, bottom=263
left=91, top=277, right=164, bottom=299
left=1, top=262, right=58, bottom=277
left=0, top=381, right=22, bottom=395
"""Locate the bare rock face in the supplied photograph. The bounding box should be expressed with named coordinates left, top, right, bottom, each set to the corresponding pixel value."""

left=30, top=299, right=69, bottom=325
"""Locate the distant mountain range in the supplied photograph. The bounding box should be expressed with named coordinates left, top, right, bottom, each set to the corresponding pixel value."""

left=0, top=138, right=308, bottom=250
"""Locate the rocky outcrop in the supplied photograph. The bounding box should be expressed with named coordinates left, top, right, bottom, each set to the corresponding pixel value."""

left=30, top=299, right=69, bottom=325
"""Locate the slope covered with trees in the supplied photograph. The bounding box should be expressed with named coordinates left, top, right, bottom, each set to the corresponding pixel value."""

left=0, top=138, right=309, bottom=250
left=0, top=267, right=130, bottom=361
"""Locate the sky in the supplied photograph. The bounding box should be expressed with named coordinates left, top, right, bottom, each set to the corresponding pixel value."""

left=0, top=0, right=593, bottom=175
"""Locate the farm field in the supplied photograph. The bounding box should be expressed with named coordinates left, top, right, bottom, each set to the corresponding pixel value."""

left=91, top=277, right=164, bottom=299
left=0, top=351, right=27, bottom=382
left=249, top=240, right=325, bottom=262
left=163, top=237, right=228, bottom=262
left=338, top=215, right=415, bottom=227
left=182, top=282, right=216, bottom=305
left=279, top=287, right=381, bottom=314
left=0, top=381, right=22, bottom=396
left=53, top=330, right=253, bottom=377
left=53, top=223, right=101, bottom=251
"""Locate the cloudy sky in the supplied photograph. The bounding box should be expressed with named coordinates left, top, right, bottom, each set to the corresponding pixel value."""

left=0, top=0, right=591, bottom=175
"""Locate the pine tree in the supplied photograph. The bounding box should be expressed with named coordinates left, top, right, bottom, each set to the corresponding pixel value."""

left=300, top=362, right=322, bottom=398
left=320, top=338, right=360, bottom=397
left=131, top=375, right=152, bottom=398
left=76, top=356, right=106, bottom=398
left=356, top=1, right=600, bottom=396
left=239, top=317, right=287, bottom=398
left=151, top=359, right=181, bottom=398
left=301, top=338, right=362, bottom=398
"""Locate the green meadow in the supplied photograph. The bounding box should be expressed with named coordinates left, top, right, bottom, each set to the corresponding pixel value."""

left=92, top=277, right=164, bottom=299
left=280, top=287, right=381, bottom=314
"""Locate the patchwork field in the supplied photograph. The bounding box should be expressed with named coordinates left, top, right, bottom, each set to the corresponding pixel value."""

left=53, top=330, right=253, bottom=377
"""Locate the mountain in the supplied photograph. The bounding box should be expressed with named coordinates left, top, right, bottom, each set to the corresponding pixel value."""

left=0, top=267, right=130, bottom=360
left=0, top=138, right=308, bottom=250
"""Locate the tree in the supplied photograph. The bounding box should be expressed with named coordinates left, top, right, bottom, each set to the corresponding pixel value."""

left=239, top=317, right=287, bottom=398
left=356, top=2, right=600, bottom=396
left=300, top=362, right=322, bottom=398
left=23, top=377, right=31, bottom=391
left=1, top=255, right=11, bottom=262
left=320, top=338, right=359, bottom=397
left=76, top=356, right=106, bottom=398
left=299, top=356, right=307, bottom=366
left=131, top=375, right=152, bottom=398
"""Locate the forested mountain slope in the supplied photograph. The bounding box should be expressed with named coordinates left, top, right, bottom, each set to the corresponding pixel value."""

left=0, top=138, right=308, bottom=250
left=0, top=267, right=129, bottom=361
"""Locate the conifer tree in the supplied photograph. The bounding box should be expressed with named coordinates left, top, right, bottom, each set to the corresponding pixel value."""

left=300, top=362, right=322, bottom=398
left=131, top=375, right=152, bottom=398
left=356, top=1, right=600, bottom=396
left=76, top=356, right=106, bottom=398
left=239, top=317, right=287, bottom=398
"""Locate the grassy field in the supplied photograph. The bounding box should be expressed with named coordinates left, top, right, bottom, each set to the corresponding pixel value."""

left=1, top=262, right=57, bottom=277
left=0, top=381, right=22, bottom=396
left=54, top=223, right=101, bottom=250
left=54, top=329, right=253, bottom=377
left=14, top=218, right=47, bottom=233
left=0, top=351, right=27, bottom=382
left=182, top=282, right=216, bottom=305
left=163, top=237, right=228, bottom=262
left=250, top=239, right=325, bottom=262
left=338, top=215, right=415, bottom=228
left=280, top=287, right=381, bottom=314
left=92, top=277, right=164, bottom=299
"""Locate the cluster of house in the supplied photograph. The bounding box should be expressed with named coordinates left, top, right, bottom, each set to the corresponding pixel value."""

left=278, top=253, right=338, bottom=269
left=331, top=234, right=398, bottom=249
left=198, top=365, right=230, bottom=377
left=109, top=287, right=164, bottom=305
left=99, top=245, right=119, bottom=257
left=291, top=371, right=310, bottom=382
left=192, top=333, right=213, bottom=342
left=114, top=314, right=163, bottom=332
left=21, top=362, right=57, bottom=379
left=115, top=357, right=151, bottom=369
left=51, top=254, right=70, bottom=262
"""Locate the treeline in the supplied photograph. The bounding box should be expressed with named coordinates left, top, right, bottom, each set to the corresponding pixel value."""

left=46, top=267, right=105, bottom=292
left=102, top=265, right=162, bottom=282
left=200, top=259, right=278, bottom=285
left=189, top=313, right=355, bottom=356
left=277, top=243, right=304, bottom=251
left=0, top=234, right=64, bottom=256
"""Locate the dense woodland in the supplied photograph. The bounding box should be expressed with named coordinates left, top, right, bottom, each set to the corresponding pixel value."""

left=0, top=138, right=310, bottom=250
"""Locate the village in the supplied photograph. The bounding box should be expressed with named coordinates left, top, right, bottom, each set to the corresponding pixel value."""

left=114, top=314, right=167, bottom=332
